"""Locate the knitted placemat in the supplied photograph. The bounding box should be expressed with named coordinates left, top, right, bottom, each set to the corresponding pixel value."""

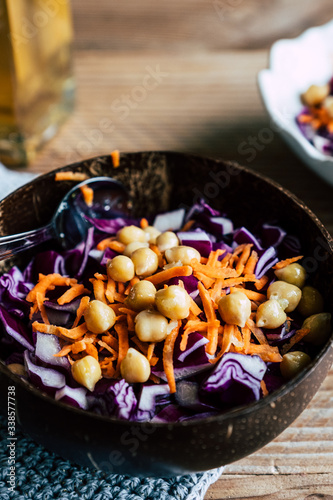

left=0, top=165, right=224, bottom=499
left=0, top=415, right=223, bottom=500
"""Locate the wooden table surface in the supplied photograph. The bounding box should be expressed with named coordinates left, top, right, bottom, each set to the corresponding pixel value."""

left=19, top=4, right=333, bottom=498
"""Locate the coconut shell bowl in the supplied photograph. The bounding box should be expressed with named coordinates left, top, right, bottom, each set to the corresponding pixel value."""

left=0, top=151, right=332, bottom=477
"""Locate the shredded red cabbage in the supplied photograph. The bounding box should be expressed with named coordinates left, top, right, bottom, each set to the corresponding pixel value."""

left=0, top=197, right=328, bottom=423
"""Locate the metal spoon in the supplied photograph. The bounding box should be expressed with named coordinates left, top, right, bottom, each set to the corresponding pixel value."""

left=0, top=177, right=131, bottom=261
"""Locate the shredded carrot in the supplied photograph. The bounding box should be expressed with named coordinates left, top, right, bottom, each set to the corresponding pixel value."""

left=98, top=340, right=118, bottom=359
left=23, top=204, right=315, bottom=408
left=191, top=259, right=238, bottom=280
left=100, top=357, right=116, bottom=378
left=180, top=219, right=195, bottom=232
left=97, top=237, right=125, bottom=253
left=254, top=275, right=269, bottom=290
left=72, top=340, right=87, bottom=354
left=149, top=244, right=164, bottom=268
left=218, top=324, right=243, bottom=359
left=272, top=255, right=303, bottom=270
left=114, top=292, right=126, bottom=304
left=246, top=318, right=268, bottom=345
left=55, top=171, right=89, bottom=182
left=181, top=319, right=218, bottom=352
left=57, top=284, right=90, bottom=305
left=241, top=325, right=251, bottom=353
left=247, top=344, right=282, bottom=362
left=149, top=373, right=160, bottom=384
left=189, top=295, right=203, bottom=317
left=219, top=274, right=258, bottom=289
left=32, top=321, right=88, bottom=340
left=243, top=250, right=258, bottom=276
left=72, top=296, right=90, bottom=328
left=197, top=282, right=219, bottom=355
left=126, top=312, right=135, bottom=331
left=36, top=292, right=49, bottom=325
left=210, top=278, right=224, bottom=304
left=220, top=253, right=231, bottom=268
left=95, top=273, right=107, bottom=281
left=90, top=278, right=107, bottom=304
left=147, top=343, right=156, bottom=363
left=114, top=323, right=129, bottom=376
left=230, top=287, right=266, bottom=303
left=235, top=244, right=252, bottom=275
left=261, top=379, right=269, bottom=397
left=26, top=273, right=75, bottom=304
left=111, top=149, right=120, bottom=168
left=29, top=302, right=38, bottom=321
left=101, top=332, right=119, bottom=351
left=86, top=342, right=99, bottom=360
left=124, top=277, right=139, bottom=295
left=163, top=321, right=180, bottom=394
left=144, top=265, right=192, bottom=285
left=229, top=244, right=246, bottom=266
left=105, top=279, right=116, bottom=303
left=80, top=184, right=94, bottom=207
left=131, top=336, right=148, bottom=355
left=207, top=249, right=225, bottom=267
left=140, top=218, right=149, bottom=229
left=281, top=328, right=310, bottom=355
left=193, top=271, right=215, bottom=289
left=53, top=344, right=72, bottom=357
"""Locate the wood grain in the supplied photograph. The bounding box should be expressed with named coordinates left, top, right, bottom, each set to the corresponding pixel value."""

left=70, top=0, right=333, bottom=51
left=23, top=43, right=333, bottom=500
left=30, top=49, right=333, bottom=237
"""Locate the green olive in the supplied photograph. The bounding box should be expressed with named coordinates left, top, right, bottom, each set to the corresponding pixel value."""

left=280, top=351, right=311, bottom=380
left=302, top=312, right=332, bottom=346
left=297, top=285, right=324, bottom=317
left=274, top=263, right=306, bottom=288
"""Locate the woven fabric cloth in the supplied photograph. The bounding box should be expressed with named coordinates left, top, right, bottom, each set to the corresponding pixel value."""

left=0, top=416, right=223, bottom=500
left=0, top=164, right=224, bottom=499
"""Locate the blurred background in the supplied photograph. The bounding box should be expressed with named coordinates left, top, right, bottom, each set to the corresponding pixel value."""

left=1, top=0, right=333, bottom=217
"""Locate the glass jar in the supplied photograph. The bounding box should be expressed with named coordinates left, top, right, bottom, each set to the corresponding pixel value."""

left=0, top=0, right=74, bottom=165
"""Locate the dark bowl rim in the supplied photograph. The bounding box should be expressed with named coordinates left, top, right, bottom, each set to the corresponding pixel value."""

left=0, top=151, right=332, bottom=429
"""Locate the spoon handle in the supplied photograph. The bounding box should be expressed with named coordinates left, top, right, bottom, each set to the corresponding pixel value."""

left=0, top=224, right=54, bottom=261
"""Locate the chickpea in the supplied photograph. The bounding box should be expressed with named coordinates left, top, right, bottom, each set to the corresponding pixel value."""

left=143, top=225, right=161, bottom=245
left=7, top=363, right=26, bottom=377
left=165, top=245, right=201, bottom=266
left=117, top=225, right=146, bottom=245
left=135, top=309, right=169, bottom=342
left=256, top=299, right=287, bottom=329
left=274, top=263, right=306, bottom=288
left=120, top=348, right=150, bottom=383
left=107, top=255, right=135, bottom=282
left=302, top=312, right=332, bottom=346
left=280, top=351, right=311, bottom=380
left=297, top=285, right=324, bottom=317
left=267, top=281, right=302, bottom=313
left=123, top=241, right=149, bottom=257
left=131, top=247, right=159, bottom=277
left=301, top=83, right=330, bottom=107
left=156, top=231, right=179, bottom=253
left=84, top=300, right=116, bottom=334
left=155, top=285, right=191, bottom=320
left=218, top=291, right=251, bottom=328
left=125, top=280, right=157, bottom=311
left=71, top=355, right=101, bottom=391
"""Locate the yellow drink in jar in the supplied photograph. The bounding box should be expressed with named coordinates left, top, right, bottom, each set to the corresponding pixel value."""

left=0, top=0, right=74, bottom=165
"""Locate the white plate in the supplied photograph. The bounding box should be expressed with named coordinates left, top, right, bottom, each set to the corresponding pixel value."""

left=258, top=19, right=333, bottom=186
